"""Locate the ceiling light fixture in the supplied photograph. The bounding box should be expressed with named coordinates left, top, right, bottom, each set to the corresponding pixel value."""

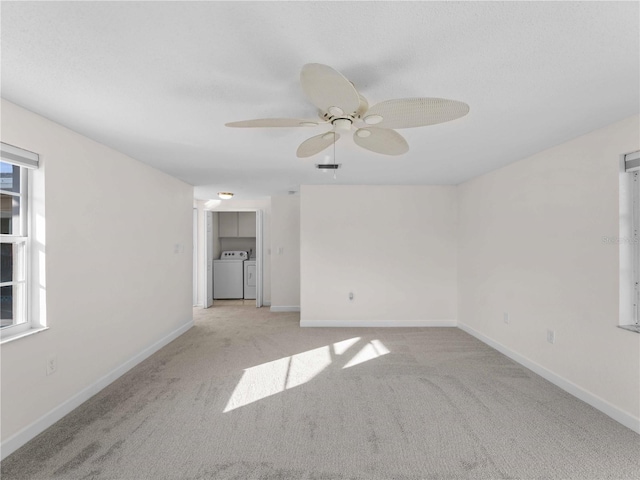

left=226, top=63, right=469, bottom=158
left=331, top=118, right=352, bottom=131
left=315, top=132, right=341, bottom=179
left=218, top=192, right=234, bottom=200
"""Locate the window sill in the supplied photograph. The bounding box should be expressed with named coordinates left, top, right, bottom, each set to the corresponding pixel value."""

left=618, top=325, right=640, bottom=334
left=0, top=326, right=49, bottom=345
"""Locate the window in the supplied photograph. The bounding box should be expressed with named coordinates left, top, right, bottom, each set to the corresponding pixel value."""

left=0, top=142, right=39, bottom=339
left=620, top=150, right=640, bottom=333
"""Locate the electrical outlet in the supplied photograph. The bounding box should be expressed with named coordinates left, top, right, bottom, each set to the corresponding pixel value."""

left=46, top=356, right=57, bottom=376
left=503, top=312, right=509, bottom=324
left=546, top=330, right=555, bottom=344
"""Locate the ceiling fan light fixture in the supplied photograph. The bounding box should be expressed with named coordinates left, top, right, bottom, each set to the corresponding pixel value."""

left=364, top=114, right=383, bottom=125
left=218, top=192, right=234, bottom=200
left=226, top=63, right=470, bottom=158
left=332, top=118, right=352, bottom=130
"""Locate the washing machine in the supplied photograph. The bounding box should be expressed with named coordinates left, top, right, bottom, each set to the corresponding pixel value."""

left=213, top=251, right=248, bottom=299
left=244, top=259, right=257, bottom=300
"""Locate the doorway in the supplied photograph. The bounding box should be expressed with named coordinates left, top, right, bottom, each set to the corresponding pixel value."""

left=201, top=209, right=264, bottom=308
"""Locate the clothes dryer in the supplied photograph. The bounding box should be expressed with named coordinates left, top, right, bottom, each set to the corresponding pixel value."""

left=244, top=260, right=257, bottom=300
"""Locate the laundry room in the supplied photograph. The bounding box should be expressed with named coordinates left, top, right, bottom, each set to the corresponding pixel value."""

left=213, top=211, right=257, bottom=303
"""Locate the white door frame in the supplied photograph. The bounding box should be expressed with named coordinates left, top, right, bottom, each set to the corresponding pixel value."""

left=200, top=208, right=264, bottom=308
left=256, top=210, right=264, bottom=308
left=193, top=208, right=198, bottom=306
left=203, top=210, right=214, bottom=308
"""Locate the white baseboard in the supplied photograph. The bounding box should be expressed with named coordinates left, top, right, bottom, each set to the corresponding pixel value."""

left=300, top=319, right=457, bottom=327
left=270, top=306, right=300, bottom=312
left=1, top=319, right=194, bottom=460
left=458, top=322, right=640, bottom=435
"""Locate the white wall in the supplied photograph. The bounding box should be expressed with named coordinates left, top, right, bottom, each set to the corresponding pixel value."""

left=0, top=100, right=193, bottom=454
left=457, top=115, right=640, bottom=427
left=270, top=195, right=300, bottom=310
left=300, top=185, right=457, bottom=326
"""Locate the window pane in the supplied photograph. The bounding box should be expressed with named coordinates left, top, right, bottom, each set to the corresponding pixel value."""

left=1, top=243, right=12, bottom=282
left=0, top=161, right=21, bottom=193
left=0, top=242, right=26, bottom=329
left=0, top=283, right=25, bottom=328
left=1, top=193, right=20, bottom=235
left=0, top=285, right=13, bottom=326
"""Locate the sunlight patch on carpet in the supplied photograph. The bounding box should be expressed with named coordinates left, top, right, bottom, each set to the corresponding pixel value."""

left=224, top=338, right=389, bottom=412
left=343, top=339, right=390, bottom=369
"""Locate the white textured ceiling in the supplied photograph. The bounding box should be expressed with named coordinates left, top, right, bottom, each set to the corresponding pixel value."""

left=1, top=1, right=639, bottom=200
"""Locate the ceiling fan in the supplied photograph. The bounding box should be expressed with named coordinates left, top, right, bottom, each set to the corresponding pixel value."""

left=226, top=63, right=469, bottom=157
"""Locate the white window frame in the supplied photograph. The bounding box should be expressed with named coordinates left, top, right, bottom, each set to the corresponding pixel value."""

left=620, top=150, right=640, bottom=332
left=0, top=142, right=40, bottom=341
left=630, top=169, right=639, bottom=326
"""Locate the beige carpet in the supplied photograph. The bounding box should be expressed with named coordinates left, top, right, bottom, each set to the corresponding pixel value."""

left=2, top=306, right=639, bottom=479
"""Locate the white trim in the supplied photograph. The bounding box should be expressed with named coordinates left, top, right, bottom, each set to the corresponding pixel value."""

left=193, top=208, right=198, bottom=306
left=270, top=306, right=300, bottom=312
left=457, top=322, right=640, bottom=435
left=0, top=161, right=31, bottom=336
left=0, top=325, right=48, bottom=345
left=0, top=320, right=193, bottom=460
left=619, top=156, right=636, bottom=326
left=300, top=319, right=457, bottom=327
left=0, top=142, right=39, bottom=169
left=256, top=209, right=264, bottom=308
left=203, top=210, right=213, bottom=308
left=631, top=170, right=639, bottom=325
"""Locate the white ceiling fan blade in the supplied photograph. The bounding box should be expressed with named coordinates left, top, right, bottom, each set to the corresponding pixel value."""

left=300, top=64, right=361, bottom=116
left=226, top=118, right=321, bottom=128
left=296, top=132, right=341, bottom=158
left=364, top=98, right=470, bottom=129
left=353, top=128, right=409, bottom=156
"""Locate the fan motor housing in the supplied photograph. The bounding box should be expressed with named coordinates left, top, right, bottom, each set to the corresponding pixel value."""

left=320, top=95, right=368, bottom=123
